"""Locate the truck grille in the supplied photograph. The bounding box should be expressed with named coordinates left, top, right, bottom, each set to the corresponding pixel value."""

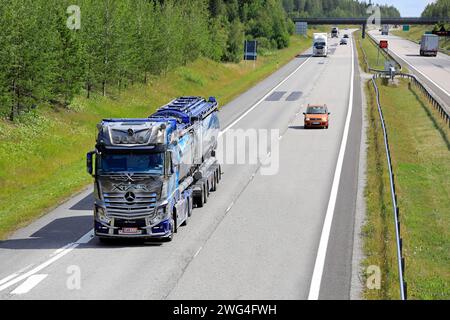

left=103, top=192, right=157, bottom=218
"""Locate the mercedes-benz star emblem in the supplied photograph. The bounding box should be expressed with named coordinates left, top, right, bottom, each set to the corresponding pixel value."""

left=124, top=192, right=136, bottom=203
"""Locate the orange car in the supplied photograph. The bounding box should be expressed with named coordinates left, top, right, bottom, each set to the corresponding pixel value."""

left=303, top=104, right=330, bottom=129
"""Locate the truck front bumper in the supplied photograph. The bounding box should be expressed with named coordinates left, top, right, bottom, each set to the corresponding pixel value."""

left=95, top=219, right=173, bottom=239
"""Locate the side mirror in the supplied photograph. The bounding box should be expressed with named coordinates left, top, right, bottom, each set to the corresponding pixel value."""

left=328, top=112, right=331, bottom=115
left=303, top=112, right=306, bottom=115
left=87, top=151, right=95, bottom=176
left=166, top=151, right=178, bottom=176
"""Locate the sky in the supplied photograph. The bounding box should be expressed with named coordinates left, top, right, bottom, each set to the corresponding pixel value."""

left=373, top=0, right=436, bottom=17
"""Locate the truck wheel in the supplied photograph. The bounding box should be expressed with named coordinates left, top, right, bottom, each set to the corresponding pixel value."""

left=195, top=188, right=205, bottom=208
left=203, top=183, right=208, bottom=204
left=211, top=173, right=217, bottom=192
left=172, top=212, right=178, bottom=234
left=188, top=197, right=193, bottom=217
left=218, top=166, right=222, bottom=182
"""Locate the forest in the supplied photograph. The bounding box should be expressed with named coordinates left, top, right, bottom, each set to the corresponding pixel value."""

left=421, top=0, right=450, bottom=19
left=282, top=0, right=400, bottom=18
left=0, top=0, right=401, bottom=121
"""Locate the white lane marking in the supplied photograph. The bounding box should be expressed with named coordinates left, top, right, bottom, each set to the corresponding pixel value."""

left=369, top=32, right=449, bottom=97
left=308, top=35, right=355, bottom=300
left=219, top=56, right=312, bottom=137
left=0, top=274, right=19, bottom=286
left=0, top=229, right=94, bottom=293
left=10, top=274, right=48, bottom=295
left=194, top=247, right=203, bottom=258
left=225, top=202, right=234, bottom=213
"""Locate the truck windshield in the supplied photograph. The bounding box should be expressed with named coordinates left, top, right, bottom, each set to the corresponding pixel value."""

left=99, top=153, right=164, bottom=175
left=314, top=42, right=326, bottom=47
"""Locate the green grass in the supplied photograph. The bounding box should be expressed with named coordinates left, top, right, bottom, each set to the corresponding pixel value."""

left=355, top=30, right=390, bottom=71
left=364, top=78, right=450, bottom=299
left=392, top=26, right=450, bottom=54
left=0, top=33, right=320, bottom=240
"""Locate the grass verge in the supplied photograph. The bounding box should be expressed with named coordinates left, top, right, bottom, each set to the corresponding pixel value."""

left=0, top=33, right=319, bottom=240
left=364, top=78, right=450, bottom=299
left=354, top=30, right=389, bottom=71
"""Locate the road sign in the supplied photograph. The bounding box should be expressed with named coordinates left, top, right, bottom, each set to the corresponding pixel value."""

left=244, top=40, right=258, bottom=61
left=295, top=22, right=308, bottom=36
left=380, top=40, right=388, bottom=49
left=403, top=25, right=410, bottom=31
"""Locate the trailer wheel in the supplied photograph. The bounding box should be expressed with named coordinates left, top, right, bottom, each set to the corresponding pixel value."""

left=211, top=173, right=217, bottom=192
left=203, top=182, right=208, bottom=204
left=195, top=188, right=205, bottom=208
left=188, top=196, right=193, bottom=217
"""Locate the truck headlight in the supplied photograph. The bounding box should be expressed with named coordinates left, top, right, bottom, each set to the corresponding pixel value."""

left=95, top=206, right=111, bottom=224
left=147, top=206, right=167, bottom=226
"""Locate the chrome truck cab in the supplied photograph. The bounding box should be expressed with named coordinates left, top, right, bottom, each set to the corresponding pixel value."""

left=87, top=97, right=220, bottom=241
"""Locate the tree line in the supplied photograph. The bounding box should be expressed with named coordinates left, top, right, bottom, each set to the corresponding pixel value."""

left=0, top=0, right=294, bottom=120
left=282, top=0, right=400, bottom=18
left=0, top=0, right=403, bottom=121
left=422, top=0, right=450, bottom=19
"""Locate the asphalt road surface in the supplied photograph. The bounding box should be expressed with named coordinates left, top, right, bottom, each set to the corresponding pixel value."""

left=0, top=31, right=363, bottom=300
left=369, top=29, right=450, bottom=108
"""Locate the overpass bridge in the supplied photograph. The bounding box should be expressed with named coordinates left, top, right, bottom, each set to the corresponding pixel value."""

left=292, top=17, right=449, bottom=38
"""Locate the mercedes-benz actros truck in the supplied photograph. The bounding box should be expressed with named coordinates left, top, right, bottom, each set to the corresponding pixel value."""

left=87, top=97, right=222, bottom=241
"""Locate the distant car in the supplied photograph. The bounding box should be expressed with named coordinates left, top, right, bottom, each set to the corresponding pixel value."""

left=343, top=34, right=349, bottom=38
left=340, top=38, right=348, bottom=45
left=303, top=104, right=330, bottom=129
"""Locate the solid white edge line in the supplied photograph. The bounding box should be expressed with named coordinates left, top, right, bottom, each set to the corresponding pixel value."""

left=308, top=35, right=355, bottom=300
left=0, top=229, right=94, bottom=293
left=369, top=31, right=449, bottom=97
left=10, top=274, right=48, bottom=295
left=219, top=55, right=312, bottom=137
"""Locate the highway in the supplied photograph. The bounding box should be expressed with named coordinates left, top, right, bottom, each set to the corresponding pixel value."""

left=0, top=31, right=364, bottom=300
left=369, top=29, right=450, bottom=108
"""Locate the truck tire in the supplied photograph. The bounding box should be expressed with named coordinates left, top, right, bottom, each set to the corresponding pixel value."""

left=188, top=196, right=193, bottom=217
left=195, top=187, right=205, bottom=208
left=203, top=183, right=208, bottom=204
left=172, top=211, right=178, bottom=234
left=218, top=166, right=222, bottom=182
left=211, top=173, right=217, bottom=192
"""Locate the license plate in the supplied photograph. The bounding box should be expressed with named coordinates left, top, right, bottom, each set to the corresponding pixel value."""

left=312, top=122, right=321, bottom=125
left=119, top=228, right=142, bottom=235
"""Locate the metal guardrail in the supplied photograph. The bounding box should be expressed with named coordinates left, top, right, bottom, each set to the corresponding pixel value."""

left=398, top=73, right=450, bottom=128
left=365, top=32, right=450, bottom=127
left=371, top=74, right=407, bottom=300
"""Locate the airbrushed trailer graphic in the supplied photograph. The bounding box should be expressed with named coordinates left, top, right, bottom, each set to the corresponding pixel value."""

left=87, top=97, right=222, bottom=241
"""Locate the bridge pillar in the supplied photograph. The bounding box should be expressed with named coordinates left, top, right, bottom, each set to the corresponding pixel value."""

left=362, top=23, right=366, bottom=39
